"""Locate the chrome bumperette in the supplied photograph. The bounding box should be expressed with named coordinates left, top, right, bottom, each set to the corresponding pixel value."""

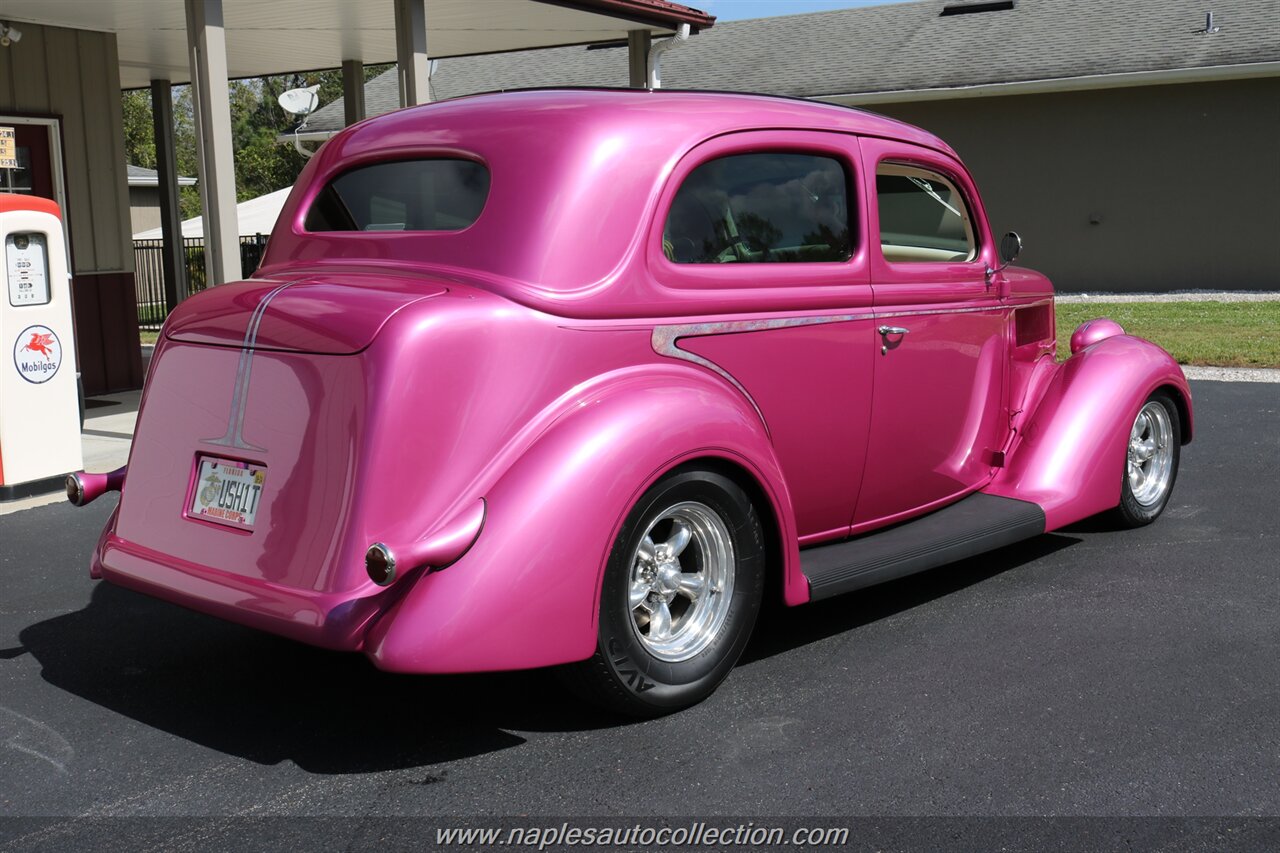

left=65, top=473, right=85, bottom=507
left=366, top=542, right=397, bottom=586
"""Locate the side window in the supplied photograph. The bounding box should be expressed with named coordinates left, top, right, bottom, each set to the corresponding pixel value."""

left=876, top=163, right=977, bottom=263
left=663, top=152, right=852, bottom=264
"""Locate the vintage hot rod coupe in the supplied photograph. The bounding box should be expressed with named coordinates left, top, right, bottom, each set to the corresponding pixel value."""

left=71, top=90, right=1191, bottom=714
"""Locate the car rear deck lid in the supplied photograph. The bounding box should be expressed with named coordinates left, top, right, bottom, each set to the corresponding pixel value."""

left=164, top=275, right=446, bottom=354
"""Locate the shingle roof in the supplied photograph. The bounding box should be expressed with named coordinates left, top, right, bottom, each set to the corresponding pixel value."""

left=303, top=0, right=1280, bottom=134
left=127, top=164, right=197, bottom=186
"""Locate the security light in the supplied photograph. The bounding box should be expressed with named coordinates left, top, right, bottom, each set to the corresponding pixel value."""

left=0, top=22, right=23, bottom=47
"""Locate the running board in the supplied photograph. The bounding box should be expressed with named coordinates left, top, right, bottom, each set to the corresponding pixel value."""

left=801, top=493, right=1046, bottom=601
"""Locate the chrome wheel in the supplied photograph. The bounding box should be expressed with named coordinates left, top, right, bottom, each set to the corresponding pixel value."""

left=1127, top=400, right=1174, bottom=507
left=627, top=500, right=734, bottom=663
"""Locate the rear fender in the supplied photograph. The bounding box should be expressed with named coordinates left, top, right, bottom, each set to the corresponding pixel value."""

left=364, top=365, right=800, bottom=673
left=986, top=335, right=1192, bottom=530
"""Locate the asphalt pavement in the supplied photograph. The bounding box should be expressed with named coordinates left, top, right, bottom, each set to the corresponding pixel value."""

left=0, top=381, right=1277, bottom=849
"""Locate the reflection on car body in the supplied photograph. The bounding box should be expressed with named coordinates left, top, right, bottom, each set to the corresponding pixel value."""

left=70, top=90, right=1192, bottom=715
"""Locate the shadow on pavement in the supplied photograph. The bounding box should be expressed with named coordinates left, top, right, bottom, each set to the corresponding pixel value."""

left=16, top=583, right=613, bottom=774
left=744, top=533, right=1081, bottom=663
left=17, top=533, right=1078, bottom=773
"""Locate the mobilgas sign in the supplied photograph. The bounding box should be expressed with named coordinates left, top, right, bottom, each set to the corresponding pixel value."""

left=13, top=324, right=62, bottom=384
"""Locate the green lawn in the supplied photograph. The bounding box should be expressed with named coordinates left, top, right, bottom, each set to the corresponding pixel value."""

left=138, top=301, right=1279, bottom=367
left=1055, top=301, right=1280, bottom=368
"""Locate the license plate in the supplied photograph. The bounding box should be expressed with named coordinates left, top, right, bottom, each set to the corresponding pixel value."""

left=189, top=457, right=266, bottom=531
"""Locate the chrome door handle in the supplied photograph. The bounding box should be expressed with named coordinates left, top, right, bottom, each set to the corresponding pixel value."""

left=878, top=325, right=909, bottom=336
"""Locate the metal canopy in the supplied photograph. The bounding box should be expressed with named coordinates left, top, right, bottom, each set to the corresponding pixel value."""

left=1, top=0, right=713, bottom=89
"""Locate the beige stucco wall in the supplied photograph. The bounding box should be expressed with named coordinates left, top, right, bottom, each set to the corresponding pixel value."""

left=129, top=186, right=162, bottom=236
left=0, top=22, right=133, bottom=276
left=872, top=77, right=1280, bottom=292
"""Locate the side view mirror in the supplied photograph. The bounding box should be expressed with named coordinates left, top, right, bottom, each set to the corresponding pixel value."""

left=999, top=231, right=1023, bottom=267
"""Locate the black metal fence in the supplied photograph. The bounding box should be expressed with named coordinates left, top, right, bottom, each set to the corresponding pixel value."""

left=133, top=235, right=269, bottom=329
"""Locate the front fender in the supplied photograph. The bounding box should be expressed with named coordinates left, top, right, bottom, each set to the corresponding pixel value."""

left=364, top=365, right=800, bottom=674
left=986, top=334, right=1192, bottom=530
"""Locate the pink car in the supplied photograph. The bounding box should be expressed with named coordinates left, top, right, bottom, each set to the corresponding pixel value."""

left=71, top=90, right=1191, bottom=715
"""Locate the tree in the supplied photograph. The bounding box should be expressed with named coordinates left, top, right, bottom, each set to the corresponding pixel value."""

left=121, top=65, right=390, bottom=221
left=121, top=90, right=155, bottom=170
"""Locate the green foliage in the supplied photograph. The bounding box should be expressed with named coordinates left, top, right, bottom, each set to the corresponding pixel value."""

left=121, top=65, right=391, bottom=221
left=121, top=91, right=156, bottom=170
left=1055, top=301, right=1280, bottom=368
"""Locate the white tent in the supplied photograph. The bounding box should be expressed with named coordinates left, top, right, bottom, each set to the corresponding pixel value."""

left=133, top=186, right=292, bottom=240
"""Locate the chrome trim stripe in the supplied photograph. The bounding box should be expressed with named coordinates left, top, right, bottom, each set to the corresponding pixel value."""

left=202, top=280, right=303, bottom=451
left=651, top=315, right=866, bottom=435
left=873, top=303, right=1008, bottom=320
left=654, top=314, right=866, bottom=341
left=651, top=300, right=1032, bottom=343
left=650, top=300, right=1039, bottom=431
left=652, top=326, right=770, bottom=433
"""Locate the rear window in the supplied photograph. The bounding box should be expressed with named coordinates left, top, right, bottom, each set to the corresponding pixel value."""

left=304, top=159, right=490, bottom=232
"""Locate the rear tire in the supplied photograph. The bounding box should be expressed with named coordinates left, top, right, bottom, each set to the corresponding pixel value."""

left=561, top=468, right=765, bottom=716
left=1112, top=391, right=1180, bottom=528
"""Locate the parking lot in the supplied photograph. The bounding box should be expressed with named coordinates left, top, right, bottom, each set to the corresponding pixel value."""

left=1, top=380, right=1277, bottom=846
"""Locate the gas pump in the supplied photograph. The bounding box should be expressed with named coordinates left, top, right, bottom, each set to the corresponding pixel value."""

left=0, top=193, right=83, bottom=500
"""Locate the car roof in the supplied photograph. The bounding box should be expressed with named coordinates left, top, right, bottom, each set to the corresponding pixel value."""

left=261, top=88, right=962, bottom=309
left=339, top=87, right=956, bottom=159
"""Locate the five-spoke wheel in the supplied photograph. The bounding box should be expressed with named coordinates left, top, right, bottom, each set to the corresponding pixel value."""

left=627, top=502, right=733, bottom=662
left=1126, top=400, right=1175, bottom=508
left=1114, top=391, right=1181, bottom=527
left=562, top=467, right=765, bottom=716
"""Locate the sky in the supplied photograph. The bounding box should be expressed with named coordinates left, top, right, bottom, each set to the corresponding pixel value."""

left=698, top=0, right=912, bottom=22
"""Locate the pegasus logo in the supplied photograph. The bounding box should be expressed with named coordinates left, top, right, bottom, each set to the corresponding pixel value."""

left=12, top=325, right=63, bottom=385
left=21, top=331, right=56, bottom=359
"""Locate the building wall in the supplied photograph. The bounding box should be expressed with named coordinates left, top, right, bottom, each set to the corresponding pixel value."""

left=129, top=186, right=162, bottom=236
left=0, top=22, right=143, bottom=394
left=872, top=77, right=1280, bottom=293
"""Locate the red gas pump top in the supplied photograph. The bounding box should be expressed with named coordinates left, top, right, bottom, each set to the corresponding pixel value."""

left=0, top=193, right=61, bottom=218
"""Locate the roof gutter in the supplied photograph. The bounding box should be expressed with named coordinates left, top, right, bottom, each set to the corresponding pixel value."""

left=531, top=0, right=714, bottom=32
left=278, top=130, right=336, bottom=145
left=820, top=60, right=1280, bottom=106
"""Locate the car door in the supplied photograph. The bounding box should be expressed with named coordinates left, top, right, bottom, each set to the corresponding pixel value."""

left=850, top=138, right=1010, bottom=530
left=649, top=131, right=876, bottom=544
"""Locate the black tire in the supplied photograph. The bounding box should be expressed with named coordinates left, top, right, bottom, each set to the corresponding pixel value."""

left=1112, top=391, right=1181, bottom=528
left=560, top=467, right=765, bottom=716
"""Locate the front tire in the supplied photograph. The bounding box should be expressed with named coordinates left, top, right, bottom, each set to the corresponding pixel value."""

left=1113, top=391, right=1181, bottom=527
left=562, top=468, right=765, bottom=716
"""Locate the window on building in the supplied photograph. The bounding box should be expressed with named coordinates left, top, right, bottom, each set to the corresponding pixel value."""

left=876, top=163, right=977, bottom=263
left=663, top=152, right=852, bottom=264
left=0, top=146, right=33, bottom=194
left=305, top=158, right=490, bottom=232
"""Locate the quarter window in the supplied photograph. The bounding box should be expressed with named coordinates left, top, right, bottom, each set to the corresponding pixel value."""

left=304, top=158, right=490, bottom=232
left=876, top=164, right=977, bottom=263
left=663, top=152, right=852, bottom=264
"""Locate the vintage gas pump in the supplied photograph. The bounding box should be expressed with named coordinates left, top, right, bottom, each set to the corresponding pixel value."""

left=0, top=193, right=83, bottom=500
